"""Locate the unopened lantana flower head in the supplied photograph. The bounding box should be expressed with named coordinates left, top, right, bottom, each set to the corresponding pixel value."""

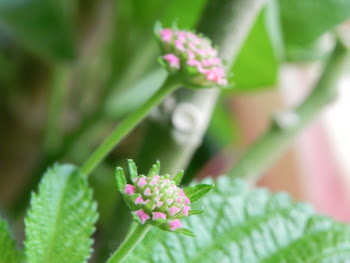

left=155, top=23, right=228, bottom=88
left=115, top=160, right=213, bottom=236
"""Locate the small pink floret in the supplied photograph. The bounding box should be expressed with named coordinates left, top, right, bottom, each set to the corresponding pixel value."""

left=163, top=54, right=180, bottom=69
left=153, top=175, right=160, bottom=180
left=160, top=28, right=172, bottom=43
left=177, top=197, right=183, bottom=205
left=169, top=219, right=182, bottom=231
left=144, top=187, right=151, bottom=196
left=152, top=212, right=167, bottom=221
left=167, top=198, right=174, bottom=205
left=183, top=205, right=191, bottom=216
left=135, top=210, right=150, bottom=224
left=184, top=197, right=190, bottom=205
left=137, top=177, right=147, bottom=187
left=175, top=40, right=186, bottom=52
left=124, top=184, right=135, bottom=195
left=157, top=200, right=164, bottom=207
left=169, top=206, right=180, bottom=216
left=134, top=196, right=144, bottom=205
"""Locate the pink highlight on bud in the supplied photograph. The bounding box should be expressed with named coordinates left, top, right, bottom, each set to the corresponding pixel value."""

left=164, top=179, right=170, bottom=183
left=177, top=197, right=183, bottom=205
left=137, top=178, right=147, bottom=187
left=179, top=189, right=185, bottom=196
left=150, top=179, right=159, bottom=185
left=183, top=205, right=190, bottom=216
left=124, top=184, right=135, bottom=195
left=144, top=187, right=151, bottom=196
left=169, top=219, right=182, bottom=231
left=135, top=210, right=150, bottom=224
left=187, top=50, right=195, bottom=60
left=157, top=200, right=164, bottom=207
left=184, top=197, right=190, bottom=204
left=152, top=212, right=167, bottom=221
left=167, top=198, right=174, bottom=205
left=169, top=206, right=180, bottom=216
left=160, top=28, right=172, bottom=43
left=144, top=199, right=150, bottom=205
left=163, top=54, right=180, bottom=69
left=154, top=186, right=160, bottom=193
left=205, top=67, right=226, bottom=85
left=134, top=196, right=144, bottom=205
left=153, top=175, right=160, bottom=180
left=175, top=40, right=186, bottom=52
left=177, top=31, right=187, bottom=43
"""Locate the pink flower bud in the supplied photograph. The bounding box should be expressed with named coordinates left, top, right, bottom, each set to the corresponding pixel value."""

left=135, top=196, right=144, bottom=205
left=152, top=212, right=167, bottom=220
left=182, top=205, right=190, bottom=216
left=169, top=219, right=182, bottom=231
left=160, top=28, right=172, bottom=43
left=124, top=184, right=135, bottom=195
left=135, top=210, right=150, bottom=224
left=169, top=206, right=180, bottom=216
left=163, top=54, right=180, bottom=69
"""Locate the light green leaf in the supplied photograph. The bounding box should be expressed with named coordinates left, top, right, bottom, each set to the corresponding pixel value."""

left=0, top=217, right=23, bottom=263
left=125, top=176, right=350, bottom=262
left=279, top=0, right=350, bottom=45
left=25, top=164, right=98, bottom=263
left=128, top=159, right=138, bottom=181
left=0, top=0, right=76, bottom=61
left=184, top=184, right=214, bottom=203
left=174, top=228, right=195, bottom=238
left=115, top=167, right=127, bottom=192
left=231, top=7, right=279, bottom=90
left=173, top=170, right=184, bottom=185
left=147, top=161, right=161, bottom=177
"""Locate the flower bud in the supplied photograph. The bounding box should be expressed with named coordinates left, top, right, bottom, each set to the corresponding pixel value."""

left=124, top=174, right=190, bottom=231
left=156, top=27, right=228, bottom=88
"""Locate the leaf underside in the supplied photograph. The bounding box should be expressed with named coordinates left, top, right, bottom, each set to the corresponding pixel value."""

left=124, top=176, right=350, bottom=262
left=0, top=217, right=23, bottom=263
left=24, top=164, right=98, bottom=263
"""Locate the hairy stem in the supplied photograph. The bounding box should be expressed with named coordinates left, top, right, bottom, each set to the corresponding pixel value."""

left=81, top=77, right=180, bottom=176
left=229, top=39, right=349, bottom=181
left=107, top=224, right=151, bottom=263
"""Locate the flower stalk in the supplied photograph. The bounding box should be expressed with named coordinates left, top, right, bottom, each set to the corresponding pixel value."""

left=81, top=77, right=180, bottom=176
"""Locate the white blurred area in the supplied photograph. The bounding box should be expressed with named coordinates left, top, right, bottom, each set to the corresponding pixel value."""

left=324, top=76, right=350, bottom=193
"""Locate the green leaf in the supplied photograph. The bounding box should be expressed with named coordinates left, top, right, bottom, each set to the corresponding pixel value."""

left=147, top=161, right=160, bottom=177
left=174, top=228, right=195, bottom=238
left=0, top=0, right=76, bottom=61
left=25, top=164, right=98, bottom=263
left=187, top=209, right=204, bottom=216
left=231, top=7, right=279, bottom=90
left=0, top=217, right=23, bottom=263
left=128, top=159, right=138, bottom=181
left=184, top=184, right=214, bottom=203
left=124, top=176, right=350, bottom=262
left=173, top=170, right=184, bottom=185
left=115, top=167, right=127, bottom=192
left=279, top=0, right=350, bottom=45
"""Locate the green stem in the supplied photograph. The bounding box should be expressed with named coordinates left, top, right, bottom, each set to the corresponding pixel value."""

left=81, top=77, right=180, bottom=176
left=229, top=40, right=349, bottom=181
left=107, top=223, right=151, bottom=263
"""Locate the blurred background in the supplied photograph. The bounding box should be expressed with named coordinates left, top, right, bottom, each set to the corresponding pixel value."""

left=1, top=0, right=350, bottom=261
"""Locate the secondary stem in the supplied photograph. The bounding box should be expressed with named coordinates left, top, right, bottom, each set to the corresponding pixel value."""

left=229, top=40, right=349, bottom=181
left=81, top=76, right=180, bottom=176
left=107, top=223, right=151, bottom=263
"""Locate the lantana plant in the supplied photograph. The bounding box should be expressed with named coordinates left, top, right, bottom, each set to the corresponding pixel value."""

left=155, top=23, right=228, bottom=88
left=115, top=160, right=213, bottom=236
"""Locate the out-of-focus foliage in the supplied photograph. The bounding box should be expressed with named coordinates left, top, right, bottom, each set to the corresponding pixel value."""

left=0, top=0, right=76, bottom=61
